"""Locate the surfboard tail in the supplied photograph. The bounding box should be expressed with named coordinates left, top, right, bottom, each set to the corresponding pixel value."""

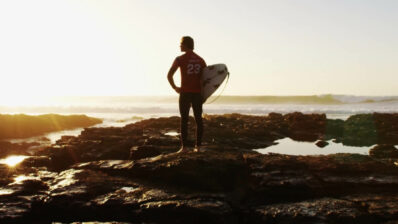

left=201, top=64, right=230, bottom=104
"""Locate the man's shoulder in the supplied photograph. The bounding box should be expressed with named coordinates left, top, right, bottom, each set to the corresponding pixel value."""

left=192, top=51, right=203, bottom=58
left=177, top=52, right=205, bottom=65
left=192, top=52, right=206, bottom=65
left=176, top=53, right=189, bottom=61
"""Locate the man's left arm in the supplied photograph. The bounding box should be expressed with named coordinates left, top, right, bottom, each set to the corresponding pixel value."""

left=167, top=58, right=180, bottom=93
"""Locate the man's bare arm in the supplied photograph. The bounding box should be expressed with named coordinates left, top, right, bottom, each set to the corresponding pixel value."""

left=167, top=59, right=180, bottom=93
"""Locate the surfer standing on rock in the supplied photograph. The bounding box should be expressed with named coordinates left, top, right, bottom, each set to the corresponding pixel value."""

left=167, top=36, right=207, bottom=153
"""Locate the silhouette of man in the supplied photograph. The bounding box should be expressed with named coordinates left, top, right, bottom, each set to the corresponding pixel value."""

left=167, top=36, right=206, bottom=153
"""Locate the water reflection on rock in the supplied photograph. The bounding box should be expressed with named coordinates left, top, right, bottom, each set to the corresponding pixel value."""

left=13, top=175, right=40, bottom=184
left=0, top=155, right=29, bottom=167
left=0, top=188, right=14, bottom=195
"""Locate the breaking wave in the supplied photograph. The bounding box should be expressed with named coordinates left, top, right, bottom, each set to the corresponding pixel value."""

left=1, top=95, right=398, bottom=120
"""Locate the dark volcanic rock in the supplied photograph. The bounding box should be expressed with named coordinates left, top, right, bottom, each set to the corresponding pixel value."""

left=244, top=153, right=398, bottom=206
left=284, top=112, right=326, bottom=141
left=343, top=114, right=378, bottom=146
left=374, top=113, right=398, bottom=145
left=253, top=197, right=371, bottom=223
left=1, top=113, right=398, bottom=223
left=315, top=140, right=329, bottom=148
left=340, top=113, right=398, bottom=146
left=129, top=145, right=178, bottom=160
left=77, top=152, right=250, bottom=193
left=332, top=138, right=342, bottom=143
left=325, top=118, right=344, bottom=140
left=369, top=144, right=398, bottom=159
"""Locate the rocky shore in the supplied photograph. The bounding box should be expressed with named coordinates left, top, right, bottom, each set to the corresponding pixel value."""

left=0, top=112, right=398, bottom=223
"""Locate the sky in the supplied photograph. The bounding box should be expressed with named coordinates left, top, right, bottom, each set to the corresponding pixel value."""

left=0, top=0, right=397, bottom=100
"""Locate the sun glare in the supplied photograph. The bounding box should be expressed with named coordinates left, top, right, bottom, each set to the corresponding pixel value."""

left=0, top=156, right=29, bottom=167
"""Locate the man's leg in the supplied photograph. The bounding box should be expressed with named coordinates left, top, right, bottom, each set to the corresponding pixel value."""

left=179, top=93, right=191, bottom=152
left=192, top=93, right=203, bottom=151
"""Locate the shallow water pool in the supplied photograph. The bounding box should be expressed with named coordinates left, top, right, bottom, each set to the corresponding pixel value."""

left=255, top=138, right=372, bottom=156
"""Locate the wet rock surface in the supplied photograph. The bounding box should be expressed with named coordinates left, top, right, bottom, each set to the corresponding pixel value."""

left=0, top=113, right=397, bottom=223
left=369, top=144, right=398, bottom=159
left=315, top=140, right=329, bottom=148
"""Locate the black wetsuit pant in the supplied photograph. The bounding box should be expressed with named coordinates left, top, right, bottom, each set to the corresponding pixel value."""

left=179, top=92, right=203, bottom=147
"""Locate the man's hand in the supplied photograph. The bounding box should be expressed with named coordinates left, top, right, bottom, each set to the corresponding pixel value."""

left=174, top=87, right=181, bottom=93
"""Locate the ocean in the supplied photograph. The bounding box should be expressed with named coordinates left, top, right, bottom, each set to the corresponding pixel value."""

left=2, top=94, right=398, bottom=154
left=2, top=94, right=398, bottom=120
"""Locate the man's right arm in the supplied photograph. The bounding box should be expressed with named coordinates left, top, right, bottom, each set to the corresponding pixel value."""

left=167, top=58, right=180, bottom=93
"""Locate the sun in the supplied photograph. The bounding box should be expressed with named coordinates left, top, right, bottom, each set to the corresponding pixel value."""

left=0, top=155, right=29, bottom=167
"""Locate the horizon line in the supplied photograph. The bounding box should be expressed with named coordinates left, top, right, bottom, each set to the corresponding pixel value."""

left=30, top=94, right=398, bottom=97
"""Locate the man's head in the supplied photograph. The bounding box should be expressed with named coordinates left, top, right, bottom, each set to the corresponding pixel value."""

left=180, top=36, right=194, bottom=52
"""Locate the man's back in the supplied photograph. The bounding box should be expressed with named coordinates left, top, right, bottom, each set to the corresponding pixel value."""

left=176, top=51, right=206, bottom=93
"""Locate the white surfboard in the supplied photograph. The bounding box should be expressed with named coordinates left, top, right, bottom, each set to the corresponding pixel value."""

left=201, top=64, right=229, bottom=103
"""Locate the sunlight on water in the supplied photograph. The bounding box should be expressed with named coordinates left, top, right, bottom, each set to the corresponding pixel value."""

left=14, top=175, right=29, bottom=183
left=50, top=169, right=82, bottom=191
left=0, top=155, right=29, bottom=167
left=13, top=175, right=40, bottom=184
left=255, top=138, right=371, bottom=156
left=121, top=187, right=137, bottom=193
left=164, top=131, right=179, bottom=136
left=0, top=188, right=14, bottom=195
left=44, top=128, right=84, bottom=143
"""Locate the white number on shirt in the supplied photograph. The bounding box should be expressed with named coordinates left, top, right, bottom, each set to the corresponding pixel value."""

left=187, top=64, right=201, bottom=75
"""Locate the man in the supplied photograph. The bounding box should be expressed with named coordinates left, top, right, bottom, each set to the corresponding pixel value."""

left=167, top=36, right=206, bottom=153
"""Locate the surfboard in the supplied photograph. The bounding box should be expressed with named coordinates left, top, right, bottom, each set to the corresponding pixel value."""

left=201, top=64, right=229, bottom=103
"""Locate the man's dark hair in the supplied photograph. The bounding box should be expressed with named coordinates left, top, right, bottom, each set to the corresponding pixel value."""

left=181, top=36, right=194, bottom=50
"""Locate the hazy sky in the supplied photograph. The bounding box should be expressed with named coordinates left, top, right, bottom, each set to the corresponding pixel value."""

left=0, top=0, right=397, bottom=99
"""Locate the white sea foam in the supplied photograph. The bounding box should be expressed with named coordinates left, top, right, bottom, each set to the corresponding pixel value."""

left=1, top=95, right=398, bottom=120
left=330, top=94, right=398, bottom=104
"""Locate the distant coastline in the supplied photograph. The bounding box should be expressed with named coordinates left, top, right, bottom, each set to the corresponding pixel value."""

left=0, top=114, right=102, bottom=140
